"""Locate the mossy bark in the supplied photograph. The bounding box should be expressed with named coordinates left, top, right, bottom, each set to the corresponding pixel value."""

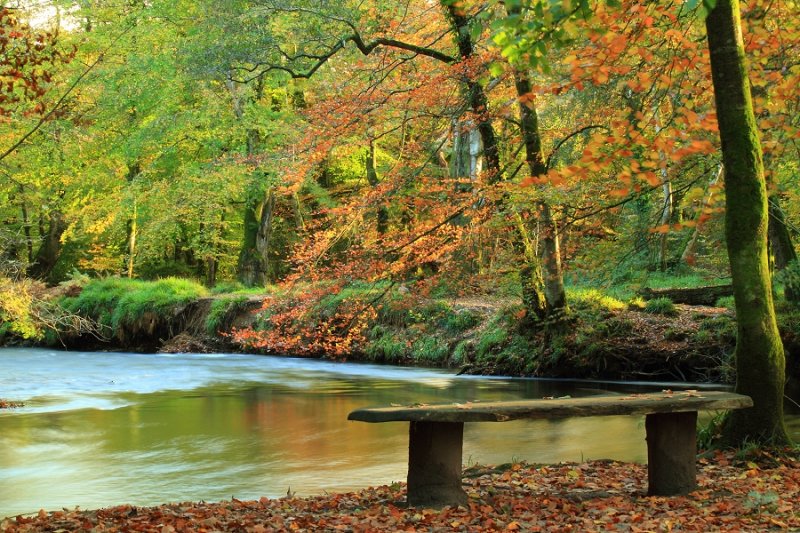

left=705, top=0, right=790, bottom=445
left=512, top=67, right=567, bottom=315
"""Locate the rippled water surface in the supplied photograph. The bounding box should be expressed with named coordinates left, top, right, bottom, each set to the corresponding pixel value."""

left=1, top=347, right=797, bottom=517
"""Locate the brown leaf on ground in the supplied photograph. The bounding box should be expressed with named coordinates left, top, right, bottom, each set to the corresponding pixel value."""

left=2, top=450, right=798, bottom=532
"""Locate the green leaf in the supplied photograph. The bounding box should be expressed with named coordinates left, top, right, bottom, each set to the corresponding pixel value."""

left=469, top=21, right=483, bottom=42
left=488, top=62, right=505, bottom=77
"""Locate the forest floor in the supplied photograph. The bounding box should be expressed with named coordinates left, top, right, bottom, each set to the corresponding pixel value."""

left=3, top=449, right=798, bottom=532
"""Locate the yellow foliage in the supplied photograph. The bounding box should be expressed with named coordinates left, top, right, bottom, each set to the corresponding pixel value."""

left=0, top=277, right=41, bottom=339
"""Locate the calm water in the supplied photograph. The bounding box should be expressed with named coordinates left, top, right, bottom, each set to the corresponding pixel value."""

left=1, top=348, right=797, bottom=518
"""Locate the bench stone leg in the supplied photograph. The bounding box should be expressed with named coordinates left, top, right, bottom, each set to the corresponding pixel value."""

left=645, top=411, right=697, bottom=496
left=407, top=421, right=467, bottom=508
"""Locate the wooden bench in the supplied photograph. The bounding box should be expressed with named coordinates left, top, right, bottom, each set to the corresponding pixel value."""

left=348, top=390, right=752, bottom=507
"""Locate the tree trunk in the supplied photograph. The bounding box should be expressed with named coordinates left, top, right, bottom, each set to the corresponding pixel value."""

left=444, top=3, right=500, bottom=180
left=124, top=162, right=141, bottom=279
left=445, top=1, right=562, bottom=321
left=256, top=191, right=276, bottom=280
left=680, top=165, right=723, bottom=266
left=512, top=41, right=567, bottom=315
left=238, top=196, right=266, bottom=287
left=27, top=210, right=66, bottom=281
left=229, top=75, right=274, bottom=287
left=768, top=195, right=799, bottom=303
left=127, top=200, right=137, bottom=278
left=654, top=110, right=673, bottom=272
left=366, top=140, right=389, bottom=235
left=705, top=0, right=790, bottom=445
left=18, top=185, right=33, bottom=264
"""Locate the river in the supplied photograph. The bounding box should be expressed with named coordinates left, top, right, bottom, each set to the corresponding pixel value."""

left=1, top=347, right=797, bottom=518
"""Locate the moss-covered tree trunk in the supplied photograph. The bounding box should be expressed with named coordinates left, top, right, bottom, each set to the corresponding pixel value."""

left=705, top=0, right=790, bottom=445
left=513, top=68, right=567, bottom=315
left=26, top=209, right=66, bottom=281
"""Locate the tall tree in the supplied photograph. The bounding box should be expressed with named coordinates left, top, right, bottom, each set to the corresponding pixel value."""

left=705, top=0, right=790, bottom=444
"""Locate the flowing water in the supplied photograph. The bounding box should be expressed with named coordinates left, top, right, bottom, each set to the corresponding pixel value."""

left=1, top=347, right=798, bottom=518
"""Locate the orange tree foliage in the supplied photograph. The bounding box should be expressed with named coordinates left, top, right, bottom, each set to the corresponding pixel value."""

left=225, top=0, right=799, bottom=352
left=232, top=283, right=378, bottom=357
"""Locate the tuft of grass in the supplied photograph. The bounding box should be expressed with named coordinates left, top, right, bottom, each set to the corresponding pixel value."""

left=442, top=309, right=481, bottom=333
left=698, top=314, right=737, bottom=342
left=566, top=288, right=627, bottom=312
left=644, top=297, right=678, bottom=316
left=210, top=281, right=271, bottom=297
left=365, top=325, right=408, bottom=363
left=476, top=322, right=509, bottom=360
left=715, top=296, right=735, bottom=310
left=451, top=339, right=471, bottom=365
left=411, top=336, right=450, bottom=365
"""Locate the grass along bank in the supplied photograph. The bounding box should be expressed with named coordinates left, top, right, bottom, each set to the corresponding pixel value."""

left=6, top=275, right=796, bottom=384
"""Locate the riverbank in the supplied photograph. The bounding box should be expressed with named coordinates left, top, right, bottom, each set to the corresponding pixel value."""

left=3, top=449, right=798, bottom=532
left=2, top=277, right=799, bottom=384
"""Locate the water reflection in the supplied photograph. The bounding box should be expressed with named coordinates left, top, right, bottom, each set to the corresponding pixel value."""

left=1, top=348, right=796, bottom=518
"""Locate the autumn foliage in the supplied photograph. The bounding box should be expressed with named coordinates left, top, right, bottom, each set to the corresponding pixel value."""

left=0, top=8, right=73, bottom=117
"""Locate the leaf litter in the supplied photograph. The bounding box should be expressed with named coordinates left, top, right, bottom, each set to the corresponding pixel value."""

left=2, top=449, right=797, bottom=532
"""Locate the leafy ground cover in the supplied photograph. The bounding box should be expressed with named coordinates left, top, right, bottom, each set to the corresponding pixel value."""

left=3, top=450, right=797, bottom=532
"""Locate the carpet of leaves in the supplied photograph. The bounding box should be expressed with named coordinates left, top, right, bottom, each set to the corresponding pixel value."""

left=3, top=450, right=798, bottom=532
left=0, top=399, right=24, bottom=408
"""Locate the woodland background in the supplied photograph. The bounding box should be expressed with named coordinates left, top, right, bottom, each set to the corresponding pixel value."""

left=0, top=0, right=798, bottom=369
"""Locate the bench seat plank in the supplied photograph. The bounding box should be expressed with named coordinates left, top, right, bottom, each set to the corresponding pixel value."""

left=347, top=391, right=751, bottom=423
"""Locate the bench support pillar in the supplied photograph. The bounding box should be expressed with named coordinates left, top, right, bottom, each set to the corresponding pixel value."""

left=407, top=421, right=467, bottom=508
left=646, top=411, right=697, bottom=496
